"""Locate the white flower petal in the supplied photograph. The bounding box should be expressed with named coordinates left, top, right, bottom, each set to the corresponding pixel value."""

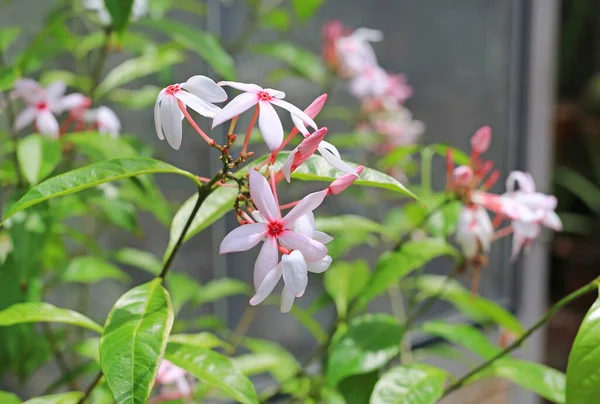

left=183, top=75, right=227, bottom=102
left=313, top=231, right=333, bottom=244
left=219, top=223, right=268, bottom=254
left=542, top=211, right=562, bottom=231
left=212, top=92, right=258, bottom=128
left=307, top=255, right=332, bottom=273
left=160, top=95, right=183, bottom=149
left=175, top=91, right=221, bottom=118
left=318, top=144, right=357, bottom=176
left=36, top=110, right=59, bottom=138
left=264, top=88, right=285, bottom=99
left=154, top=89, right=167, bottom=140
left=280, top=286, right=295, bottom=313
left=253, top=237, right=279, bottom=289
left=282, top=250, right=308, bottom=297
left=45, top=81, right=66, bottom=102
left=219, top=81, right=263, bottom=93
left=291, top=113, right=310, bottom=136
left=292, top=212, right=315, bottom=238
left=14, top=106, right=36, bottom=131
left=280, top=148, right=297, bottom=182
left=249, top=262, right=283, bottom=306
left=249, top=169, right=281, bottom=221
left=54, top=93, right=89, bottom=113
left=258, top=101, right=284, bottom=151
left=270, top=98, right=317, bottom=131
left=278, top=230, right=327, bottom=261
left=283, top=190, right=327, bottom=227
left=506, top=171, right=535, bottom=193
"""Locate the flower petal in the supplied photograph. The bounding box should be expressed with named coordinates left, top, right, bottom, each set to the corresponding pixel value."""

left=270, top=98, right=317, bottom=131
left=318, top=143, right=358, bottom=176
left=282, top=250, right=308, bottom=297
left=249, top=169, right=281, bottom=221
left=183, top=75, right=227, bottom=102
left=14, top=106, right=36, bottom=131
left=278, top=230, right=327, bottom=261
left=45, top=81, right=66, bottom=101
left=258, top=101, right=284, bottom=151
left=264, top=88, right=285, bottom=99
left=13, top=78, right=43, bottom=104
left=160, top=95, right=183, bottom=149
left=219, top=81, right=262, bottom=93
left=36, top=110, right=59, bottom=138
left=291, top=113, right=310, bottom=136
left=307, top=255, right=332, bottom=273
left=292, top=212, right=315, bottom=238
left=280, top=148, right=297, bottom=182
left=280, top=286, right=295, bottom=313
left=53, top=93, right=90, bottom=113
left=249, top=262, right=283, bottom=306
left=212, top=92, right=258, bottom=128
left=154, top=89, right=167, bottom=140
left=542, top=211, right=562, bottom=231
left=313, top=231, right=333, bottom=244
left=283, top=190, right=327, bottom=227
left=175, top=91, right=221, bottom=118
left=506, top=171, right=535, bottom=193
left=253, top=236, right=279, bottom=289
left=220, top=223, right=268, bottom=254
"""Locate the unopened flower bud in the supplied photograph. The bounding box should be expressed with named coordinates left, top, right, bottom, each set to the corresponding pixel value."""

left=328, top=166, right=364, bottom=195
left=453, top=166, right=474, bottom=187
left=471, top=126, right=492, bottom=154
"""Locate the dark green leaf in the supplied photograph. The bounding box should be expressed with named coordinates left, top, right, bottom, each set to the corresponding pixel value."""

left=0, top=302, right=102, bottom=333
left=370, top=364, right=447, bottom=404
left=555, top=166, right=600, bottom=213
left=291, top=0, right=324, bottom=21
left=254, top=42, right=327, bottom=86
left=327, top=313, right=404, bottom=386
left=61, top=256, right=130, bottom=284
left=339, top=371, right=379, bottom=404
left=419, top=321, right=500, bottom=359
left=100, top=279, right=174, bottom=404
left=324, top=260, right=370, bottom=318
left=104, top=0, right=135, bottom=32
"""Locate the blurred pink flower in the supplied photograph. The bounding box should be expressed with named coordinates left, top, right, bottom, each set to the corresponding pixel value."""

left=384, top=73, right=413, bottom=105
left=83, top=106, right=121, bottom=138
left=336, top=27, right=382, bottom=74
left=471, top=126, right=492, bottom=154
left=153, top=360, right=192, bottom=402
left=349, top=65, right=389, bottom=99
left=455, top=205, right=493, bottom=259
left=372, top=105, right=425, bottom=146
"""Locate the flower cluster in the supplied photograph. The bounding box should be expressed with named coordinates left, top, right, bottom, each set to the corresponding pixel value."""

left=11, top=78, right=121, bottom=138
left=322, top=21, right=424, bottom=150
left=448, top=127, right=562, bottom=275
left=153, top=75, right=363, bottom=311
left=151, top=360, right=193, bottom=403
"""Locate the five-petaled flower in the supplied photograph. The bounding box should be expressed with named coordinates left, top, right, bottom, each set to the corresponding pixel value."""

left=83, top=106, right=121, bottom=138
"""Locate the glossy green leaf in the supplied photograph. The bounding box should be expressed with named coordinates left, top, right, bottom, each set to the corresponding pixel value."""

left=0, top=26, right=21, bottom=51
left=23, top=392, right=83, bottom=404
left=324, top=260, right=370, bottom=318
left=113, top=247, right=161, bottom=275
left=370, top=364, right=447, bottom=404
left=291, top=0, right=324, bottom=21
left=195, top=278, right=253, bottom=305
left=0, top=302, right=102, bottom=333
left=167, top=272, right=203, bottom=314
left=339, top=372, right=379, bottom=404
left=0, top=390, right=21, bottom=404
left=242, top=337, right=299, bottom=381
left=142, top=19, right=235, bottom=80
left=165, top=186, right=237, bottom=260
left=419, top=321, right=500, bottom=359
left=95, top=47, right=184, bottom=98
left=165, top=343, right=258, bottom=404
left=473, top=359, right=565, bottom=403
left=2, top=158, right=201, bottom=224
left=327, top=313, right=404, bottom=386
left=254, top=42, right=327, bottom=86
left=169, top=332, right=231, bottom=351
left=100, top=279, right=174, bottom=404
left=17, top=135, right=61, bottom=185
left=65, top=132, right=137, bottom=160
left=358, top=239, right=457, bottom=308
left=316, top=215, right=397, bottom=240
left=414, top=276, right=524, bottom=335
left=566, top=287, right=600, bottom=403
left=61, top=256, right=130, bottom=284
left=104, top=0, right=134, bottom=32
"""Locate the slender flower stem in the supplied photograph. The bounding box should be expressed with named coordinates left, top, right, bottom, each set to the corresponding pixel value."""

left=228, top=116, right=239, bottom=136
left=279, top=200, right=300, bottom=210
left=443, top=275, right=600, bottom=397
left=387, top=284, right=413, bottom=363
left=90, top=27, right=112, bottom=97
left=242, top=105, right=260, bottom=154
left=492, top=225, right=513, bottom=241
left=269, top=166, right=279, bottom=207
left=77, top=371, right=103, bottom=404
left=420, top=147, right=433, bottom=197
left=230, top=306, right=257, bottom=353
left=268, top=127, right=299, bottom=164
left=178, top=100, right=216, bottom=146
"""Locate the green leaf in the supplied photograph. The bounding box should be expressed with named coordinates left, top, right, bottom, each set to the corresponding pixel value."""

left=2, top=158, right=201, bottom=224
left=381, top=144, right=469, bottom=169
left=316, top=215, right=397, bottom=240
left=288, top=305, right=328, bottom=344
left=23, top=392, right=83, bottom=404
left=291, top=0, right=324, bottom=21
left=113, top=248, right=161, bottom=275
left=74, top=337, right=100, bottom=363
left=555, top=166, right=600, bottom=213
left=327, top=313, right=404, bottom=386
left=324, top=260, right=370, bottom=318
left=169, top=332, right=232, bottom=351
left=165, top=186, right=237, bottom=260
left=0, top=26, right=21, bottom=52
left=260, top=8, right=291, bottom=31
left=104, top=0, right=135, bottom=32
left=16, top=135, right=60, bottom=185
left=419, top=321, right=501, bottom=359
left=94, top=47, right=184, bottom=98
left=370, top=364, right=447, bottom=404
left=358, top=239, right=458, bottom=308
left=0, top=302, right=102, bottom=333
left=566, top=287, right=600, bottom=403
left=61, top=256, right=130, bottom=284
left=473, top=359, right=565, bottom=403
left=339, top=371, right=379, bottom=404
left=413, top=276, right=525, bottom=335
left=165, top=343, right=258, bottom=404
left=254, top=42, right=327, bottom=86
left=39, top=70, right=88, bottom=91
left=242, top=337, right=299, bottom=381
left=0, top=66, right=20, bottom=92
left=65, top=132, right=137, bottom=160
left=232, top=353, right=283, bottom=376
left=195, top=278, right=253, bottom=305
left=109, top=85, right=162, bottom=110
left=167, top=272, right=203, bottom=313
left=141, top=19, right=235, bottom=80
left=100, top=279, right=174, bottom=404
left=0, top=390, right=21, bottom=404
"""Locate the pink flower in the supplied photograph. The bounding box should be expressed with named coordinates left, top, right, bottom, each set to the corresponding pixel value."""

left=220, top=170, right=329, bottom=289
left=153, top=360, right=192, bottom=402
left=384, top=73, right=413, bottom=105
left=280, top=127, right=328, bottom=182
left=336, top=28, right=382, bottom=74
left=372, top=105, right=425, bottom=146
left=83, top=106, right=121, bottom=138
left=349, top=65, right=389, bottom=99
left=212, top=81, right=317, bottom=151
left=455, top=205, right=493, bottom=259
left=471, top=126, right=492, bottom=154
left=154, top=75, right=227, bottom=150
left=453, top=166, right=474, bottom=187
left=328, top=166, right=364, bottom=195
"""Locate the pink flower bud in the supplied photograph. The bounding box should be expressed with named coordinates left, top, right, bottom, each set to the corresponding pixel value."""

left=471, top=126, right=492, bottom=154
left=304, top=94, right=328, bottom=119
left=328, top=166, right=364, bottom=195
left=281, top=127, right=328, bottom=182
left=453, top=165, right=474, bottom=187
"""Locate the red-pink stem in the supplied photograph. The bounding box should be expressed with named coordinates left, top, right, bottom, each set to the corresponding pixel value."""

left=242, top=105, right=260, bottom=154
left=492, top=225, right=513, bottom=241
left=279, top=200, right=300, bottom=210
left=269, top=166, right=279, bottom=207
left=178, top=99, right=215, bottom=146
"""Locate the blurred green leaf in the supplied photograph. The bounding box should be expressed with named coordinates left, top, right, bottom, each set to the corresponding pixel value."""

left=232, top=353, right=283, bottom=376
left=255, top=42, right=327, bottom=86
left=557, top=212, right=592, bottom=235
left=74, top=337, right=100, bottom=363
left=109, top=85, right=161, bottom=109
left=288, top=304, right=328, bottom=344
left=0, top=66, right=19, bottom=91
left=92, top=196, right=139, bottom=234
left=316, top=214, right=397, bottom=240
left=555, top=165, right=600, bottom=213
left=195, top=278, right=253, bottom=305
left=169, top=332, right=232, bottom=351
left=0, top=390, right=21, bottom=404
left=0, top=302, right=102, bottom=333
left=260, top=8, right=291, bottom=31
left=326, top=133, right=383, bottom=148
left=324, top=260, right=370, bottom=318
left=61, top=256, right=130, bottom=284
left=339, top=372, right=379, bottom=404
left=23, top=392, right=83, bottom=404
left=167, top=272, right=203, bottom=313
left=242, top=337, right=299, bottom=381
left=0, top=26, right=21, bottom=52
left=381, top=144, right=469, bottom=169
left=142, top=19, right=235, bottom=80
left=39, top=70, right=89, bottom=91
left=65, top=132, right=137, bottom=160
left=113, top=247, right=161, bottom=275
left=17, top=135, right=62, bottom=185
left=370, top=364, right=448, bottom=404
left=104, top=0, right=135, bottom=32
left=419, top=321, right=500, bottom=359
left=291, top=0, right=324, bottom=21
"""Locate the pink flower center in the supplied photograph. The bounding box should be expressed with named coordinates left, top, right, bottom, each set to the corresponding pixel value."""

left=36, top=101, right=48, bottom=111
left=165, top=84, right=181, bottom=96
left=267, top=220, right=284, bottom=237
left=257, top=91, right=273, bottom=102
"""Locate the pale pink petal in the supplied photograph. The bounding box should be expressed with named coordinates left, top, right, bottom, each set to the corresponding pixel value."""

left=13, top=78, right=43, bottom=104
left=278, top=230, right=328, bottom=261
left=506, top=171, right=535, bottom=193
left=36, top=110, right=59, bottom=138
left=154, top=89, right=167, bottom=140
left=282, top=250, right=308, bottom=297
left=292, top=212, right=315, bottom=238
left=313, top=231, right=333, bottom=244
left=511, top=233, right=527, bottom=261
left=218, top=81, right=263, bottom=93
left=283, top=190, right=327, bottom=227
left=249, top=262, right=283, bottom=305
left=212, top=92, right=258, bottom=128
left=280, top=286, right=295, bottom=313
left=304, top=94, right=327, bottom=119
left=220, top=223, right=268, bottom=254
left=291, top=114, right=310, bottom=136
left=53, top=93, right=90, bottom=113
left=280, top=149, right=297, bottom=182
left=160, top=95, right=183, bottom=149
left=264, top=88, right=285, bottom=99
left=471, top=126, right=491, bottom=154
left=328, top=166, right=364, bottom=195
left=14, top=106, right=36, bottom=131
left=97, top=106, right=121, bottom=137
left=542, top=211, right=562, bottom=231
left=44, top=81, right=66, bottom=101
left=251, top=210, right=266, bottom=223
left=307, top=255, right=332, bottom=273
left=183, top=75, right=227, bottom=102
left=258, top=101, right=284, bottom=151
left=249, top=169, right=281, bottom=221
left=318, top=143, right=358, bottom=176
left=270, top=98, right=317, bottom=131
left=453, top=166, right=474, bottom=186
left=253, top=236, right=279, bottom=289
left=175, top=91, right=221, bottom=118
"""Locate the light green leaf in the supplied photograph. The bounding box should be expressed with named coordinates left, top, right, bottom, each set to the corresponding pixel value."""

left=74, top=337, right=100, bottom=363
left=0, top=26, right=21, bottom=52
left=473, top=359, right=565, bottom=403
left=109, top=85, right=162, bottom=110
left=165, top=186, right=237, bottom=260
left=39, top=70, right=88, bottom=91
left=358, top=239, right=457, bottom=308
left=104, top=0, right=135, bottom=32
left=61, top=256, right=130, bottom=284
left=167, top=272, right=203, bottom=313
left=260, top=8, right=291, bottom=31
left=381, top=144, right=469, bottom=169
left=113, top=247, right=161, bottom=275
left=316, top=215, right=397, bottom=240
left=0, top=302, right=102, bottom=333
left=165, top=344, right=258, bottom=404
left=195, top=278, right=253, bottom=305
left=370, top=364, right=447, bottom=404
left=95, top=47, right=184, bottom=98
left=254, top=42, right=327, bottom=86
left=289, top=305, right=328, bottom=344
left=2, top=158, right=201, bottom=224
left=419, top=321, right=501, bottom=359
left=566, top=286, right=600, bottom=403
left=141, top=19, right=235, bottom=80
left=17, top=135, right=62, bottom=185
left=65, top=132, right=137, bottom=160
left=242, top=337, right=299, bottom=381
left=0, top=390, right=21, bottom=404
left=100, top=279, right=174, bottom=404
left=23, top=392, right=83, bottom=404
left=169, top=332, right=232, bottom=351
left=232, top=353, right=283, bottom=376
left=291, top=0, right=324, bottom=21
left=0, top=66, right=20, bottom=92
left=324, top=260, right=370, bottom=318
left=327, top=313, right=404, bottom=386
left=414, top=276, right=525, bottom=335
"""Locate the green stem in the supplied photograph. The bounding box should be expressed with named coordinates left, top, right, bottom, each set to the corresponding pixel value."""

left=443, top=275, right=600, bottom=397
left=90, top=27, right=112, bottom=98
left=387, top=284, right=412, bottom=363
left=420, top=147, right=433, bottom=197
